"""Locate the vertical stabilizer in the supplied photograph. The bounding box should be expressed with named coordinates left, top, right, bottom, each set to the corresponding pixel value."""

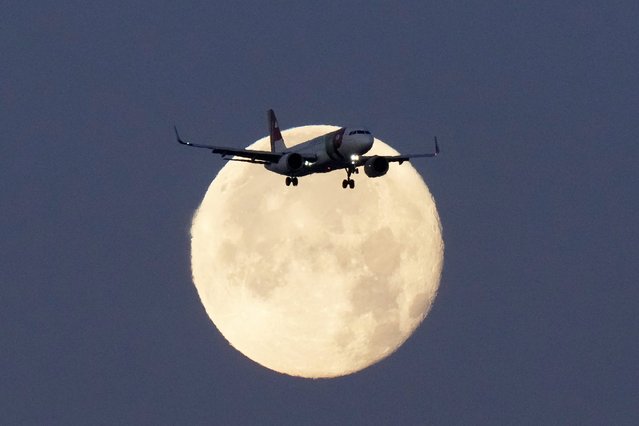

left=268, top=109, right=287, bottom=152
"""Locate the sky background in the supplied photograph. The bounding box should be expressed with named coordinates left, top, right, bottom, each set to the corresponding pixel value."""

left=2, top=1, right=638, bottom=424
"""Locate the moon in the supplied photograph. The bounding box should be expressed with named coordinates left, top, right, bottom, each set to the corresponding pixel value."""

left=190, top=125, right=444, bottom=378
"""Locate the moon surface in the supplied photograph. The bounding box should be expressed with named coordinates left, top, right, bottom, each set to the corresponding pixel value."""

left=190, top=125, right=444, bottom=378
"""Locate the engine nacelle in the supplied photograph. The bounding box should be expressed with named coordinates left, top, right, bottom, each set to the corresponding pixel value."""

left=364, top=156, right=389, bottom=178
left=271, top=152, right=304, bottom=174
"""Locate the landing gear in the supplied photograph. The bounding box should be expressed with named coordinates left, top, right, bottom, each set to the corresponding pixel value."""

left=342, top=167, right=357, bottom=189
left=285, top=176, right=298, bottom=187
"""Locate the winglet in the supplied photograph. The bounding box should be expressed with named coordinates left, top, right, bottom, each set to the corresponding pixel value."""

left=174, top=125, right=190, bottom=145
left=268, top=109, right=287, bottom=152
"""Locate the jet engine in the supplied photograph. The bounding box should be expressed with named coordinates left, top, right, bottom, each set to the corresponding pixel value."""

left=364, top=156, right=389, bottom=178
left=271, top=152, right=304, bottom=174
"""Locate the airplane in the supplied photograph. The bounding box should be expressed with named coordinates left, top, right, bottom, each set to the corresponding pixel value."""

left=175, top=109, right=439, bottom=189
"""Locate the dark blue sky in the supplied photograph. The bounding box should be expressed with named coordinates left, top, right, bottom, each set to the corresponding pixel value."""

left=2, top=2, right=638, bottom=424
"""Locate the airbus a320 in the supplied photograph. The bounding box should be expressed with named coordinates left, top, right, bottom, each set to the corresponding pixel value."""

left=175, top=109, right=439, bottom=189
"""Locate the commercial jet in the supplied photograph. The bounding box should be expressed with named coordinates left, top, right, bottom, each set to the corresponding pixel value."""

left=175, top=109, right=439, bottom=189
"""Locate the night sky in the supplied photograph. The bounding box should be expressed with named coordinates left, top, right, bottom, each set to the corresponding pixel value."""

left=3, top=2, right=638, bottom=424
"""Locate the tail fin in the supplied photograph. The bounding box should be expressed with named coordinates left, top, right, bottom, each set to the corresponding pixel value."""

left=268, top=109, right=287, bottom=152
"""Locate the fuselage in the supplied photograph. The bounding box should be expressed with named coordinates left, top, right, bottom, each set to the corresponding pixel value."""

left=264, top=127, right=374, bottom=176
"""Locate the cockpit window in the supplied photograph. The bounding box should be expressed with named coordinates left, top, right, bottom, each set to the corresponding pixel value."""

left=348, top=130, right=371, bottom=135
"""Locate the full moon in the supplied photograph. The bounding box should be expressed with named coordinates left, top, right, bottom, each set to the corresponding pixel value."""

left=190, top=125, right=444, bottom=378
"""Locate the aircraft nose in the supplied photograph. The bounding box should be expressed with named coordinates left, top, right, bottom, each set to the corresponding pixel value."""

left=360, top=134, right=374, bottom=152
left=343, top=130, right=374, bottom=156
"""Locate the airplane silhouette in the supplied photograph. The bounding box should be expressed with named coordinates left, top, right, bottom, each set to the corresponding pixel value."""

left=176, top=109, right=438, bottom=189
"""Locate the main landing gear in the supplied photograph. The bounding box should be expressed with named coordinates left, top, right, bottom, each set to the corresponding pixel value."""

left=342, top=167, right=358, bottom=189
left=285, top=176, right=298, bottom=186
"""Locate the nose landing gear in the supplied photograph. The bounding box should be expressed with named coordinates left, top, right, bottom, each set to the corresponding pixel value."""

left=342, top=167, right=358, bottom=189
left=285, top=176, right=298, bottom=186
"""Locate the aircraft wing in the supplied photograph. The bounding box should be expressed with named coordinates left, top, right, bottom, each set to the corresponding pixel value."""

left=360, top=137, right=440, bottom=165
left=175, top=126, right=282, bottom=164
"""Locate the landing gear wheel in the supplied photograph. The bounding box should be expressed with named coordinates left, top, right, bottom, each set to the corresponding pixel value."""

left=292, top=177, right=298, bottom=186
left=342, top=179, right=355, bottom=189
left=343, top=168, right=356, bottom=189
left=285, top=177, right=292, bottom=186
